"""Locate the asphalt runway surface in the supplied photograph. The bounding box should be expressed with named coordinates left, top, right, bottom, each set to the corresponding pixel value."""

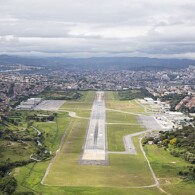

left=81, top=91, right=107, bottom=162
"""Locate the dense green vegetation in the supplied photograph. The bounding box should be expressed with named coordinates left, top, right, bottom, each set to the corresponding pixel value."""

left=0, top=175, right=17, bottom=194
left=159, top=93, right=195, bottom=113
left=0, top=111, right=56, bottom=130
left=0, top=110, right=62, bottom=194
left=159, top=93, right=186, bottom=111
left=143, top=125, right=195, bottom=181
left=26, top=113, right=56, bottom=122
left=160, top=126, right=194, bottom=163
left=180, top=104, right=195, bottom=113
left=178, top=166, right=195, bottom=181
left=10, top=88, right=84, bottom=109
left=116, top=88, right=154, bottom=100
left=0, top=89, right=84, bottom=194
left=37, top=87, right=83, bottom=100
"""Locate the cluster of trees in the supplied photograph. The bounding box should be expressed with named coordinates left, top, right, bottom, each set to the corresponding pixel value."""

left=0, top=111, right=53, bottom=194
left=142, top=126, right=195, bottom=180
left=0, top=128, right=51, bottom=162
left=10, top=95, right=31, bottom=108
left=51, top=91, right=82, bottom=100
left=0, top=160, right=34, bottom=194
left=9, top=88, right=83, bottom=109
left=159, top=93, right=195, bottom=113
left=0, top=130, right=51, bottom=161
left=0, top=129, right=33, bottom=141
left=1, top=115, right=21, bottom=126
left=117, top=88, right=155, bottom=100
left=0, top=160, right=33, bottom=175
left=0, top=134, right=49, bottom=193
left=178, top=166, right=195, bottom=181
left=0, top=175, right=17, bottom=194
left=159, top=93, right=186, bottom=111
left=14, top=192, right=34, bottom=195
left=34, top=145, right=50, bottom=160
left=155, top=126, right=195, bottom=164
left=39, top=88, right=83, bottom=100
left=180, top=105, right=195, bottom=113
left=143, top=125, right=195, bottom=180
left=26, top=114, right=55, bottom=122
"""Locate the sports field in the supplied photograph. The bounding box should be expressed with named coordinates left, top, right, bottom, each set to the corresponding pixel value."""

left=13, top=91, right=195, bottom=195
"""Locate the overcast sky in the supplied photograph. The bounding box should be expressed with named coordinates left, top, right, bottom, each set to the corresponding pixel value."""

left=1, top=0, right=195, bottom=58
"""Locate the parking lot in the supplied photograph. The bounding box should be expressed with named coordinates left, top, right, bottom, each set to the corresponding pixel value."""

left=34, top=100, right=66, bottom=111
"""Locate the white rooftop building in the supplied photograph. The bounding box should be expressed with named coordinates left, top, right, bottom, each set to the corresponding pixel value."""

left=16, top=98, right=42, bottom=110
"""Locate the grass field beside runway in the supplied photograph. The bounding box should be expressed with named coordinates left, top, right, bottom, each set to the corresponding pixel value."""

left=43, top=118, right=154, bottom=187
left=45, top=154, right=154, bottom=187
left=16, top=142, right=193, bottom=194
left=144, top=144, right=195, bottom=195
left=107, top=100, right=144, bottom=113
left=59, top=91, right=95, bottom=111
left=16, top=158, right=161, bottom=195
left=13, top=91, right=195, bottom=195
left=14, top=91, right=156, bottom=193
left=107, top=124, right=145, bottom=151
left=33, top=113, right=69, bottom=152
left=105, top=91, right=146, bottom=114
left=42, top=91, right=155, bottom=187
left=60, top=102, right=92, bottom=111
left=106, top=110, right=138, bottom=123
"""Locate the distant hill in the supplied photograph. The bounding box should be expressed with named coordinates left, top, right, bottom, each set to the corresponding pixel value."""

left=0, top=55, right=195, bottom=70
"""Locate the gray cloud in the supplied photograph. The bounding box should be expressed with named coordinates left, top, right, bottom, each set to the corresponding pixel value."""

left=0, top=0, right=195, bottom=58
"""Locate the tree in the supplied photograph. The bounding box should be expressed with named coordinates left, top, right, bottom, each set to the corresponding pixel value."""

left=0, top=175, right=17, bottom=194
left=170, top=138, right=177, bottom=145
left=27, top=121, right=33, bottom=128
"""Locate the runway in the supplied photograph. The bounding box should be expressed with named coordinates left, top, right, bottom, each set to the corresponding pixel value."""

left=81, top=91, right=107, bottom=164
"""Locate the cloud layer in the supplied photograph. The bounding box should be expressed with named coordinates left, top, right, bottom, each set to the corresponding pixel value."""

left=1, top=0, right=195, bottom=58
